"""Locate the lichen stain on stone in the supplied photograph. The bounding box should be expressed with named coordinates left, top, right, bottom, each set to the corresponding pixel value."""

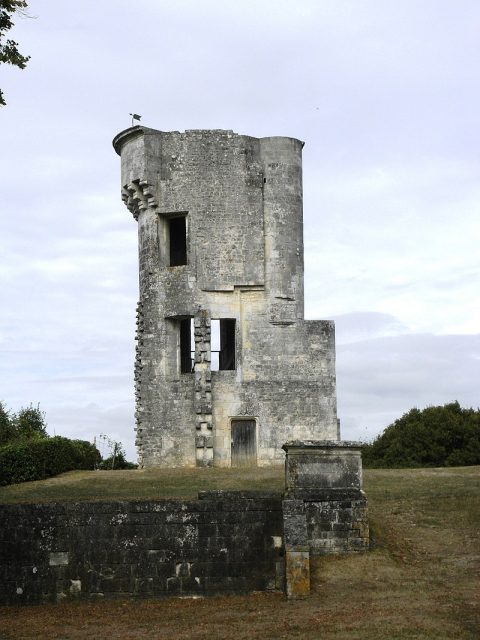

left=69, top=580, right=81, bottom=595
left=110, top=513, right=128, bottom=525
left=285, top=551, right=310, bottom=599
left=175, top=562, right=191, bottom=578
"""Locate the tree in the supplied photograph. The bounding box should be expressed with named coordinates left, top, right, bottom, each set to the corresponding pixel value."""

left=13, top=403, right=48, bottom=440
left=362, top=402, right=480, bottom=468
left=0, top=0, right=30, bottom=106
left=0, top=401, right=15, bottom=446
left=97, top=440, right=137, bottom=470
left=0, top=401, right=48, bottom=446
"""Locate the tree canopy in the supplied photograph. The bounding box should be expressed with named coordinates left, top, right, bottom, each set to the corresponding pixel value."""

left=362, top=401, right=480, bottom=468
left=0, top=401, right=47, bottom=445
left=0, top=0, right=30, bottom=106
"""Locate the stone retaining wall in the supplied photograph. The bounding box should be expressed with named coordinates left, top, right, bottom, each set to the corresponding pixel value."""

left=0, top=493, right=283, bottom=605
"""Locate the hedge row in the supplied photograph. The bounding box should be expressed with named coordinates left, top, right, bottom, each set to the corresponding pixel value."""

left=0, top=437, right=101, bottom=486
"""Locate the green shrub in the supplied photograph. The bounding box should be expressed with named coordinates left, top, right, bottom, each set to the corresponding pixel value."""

left=0, top=437, right=101, bottom=486
left=362, top=401, right=480, bottom=468
left=97, top=443, right=137, bottom=470
left=98, top=454, right=137, bottom=470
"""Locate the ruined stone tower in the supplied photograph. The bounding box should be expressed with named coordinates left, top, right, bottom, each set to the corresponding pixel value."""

left=113, top=127, right=338, bottom=467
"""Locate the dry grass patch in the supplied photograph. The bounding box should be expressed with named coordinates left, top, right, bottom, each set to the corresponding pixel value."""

left=0, top=466, right=479, bottom=639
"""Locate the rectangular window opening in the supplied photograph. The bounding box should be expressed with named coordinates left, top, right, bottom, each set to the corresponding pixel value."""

left=180, top=318, right=194, bottom=373
left=169, top=216, right=187, bottom=266
left=211, top=319, right=236, bottom=371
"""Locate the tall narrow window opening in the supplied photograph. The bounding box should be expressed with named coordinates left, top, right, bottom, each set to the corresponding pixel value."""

left=180, top=318, right=194, bottom=373
left=169, top=216, right=187, bottom=266
left=220, top=319, right=236, bottom=370
left=211, top=319, right=236, bottom=371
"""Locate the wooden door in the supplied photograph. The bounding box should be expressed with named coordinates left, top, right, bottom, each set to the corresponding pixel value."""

left=231, top=420, right=256, bottom=467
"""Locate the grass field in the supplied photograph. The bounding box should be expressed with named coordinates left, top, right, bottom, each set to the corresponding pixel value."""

left=0, top=466, right=479, bottom=639
left=0, top=466, right=285, bottom=503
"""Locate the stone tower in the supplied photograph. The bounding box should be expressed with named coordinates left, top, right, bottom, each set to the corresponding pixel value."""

left=113, top=126, right=338, bottom=467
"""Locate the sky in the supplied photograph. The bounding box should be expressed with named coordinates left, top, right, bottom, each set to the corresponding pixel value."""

left=1, top=0, right=479, bottom=460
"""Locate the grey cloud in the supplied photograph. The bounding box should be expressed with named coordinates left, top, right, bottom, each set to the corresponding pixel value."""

left=329, top=312, right=410, bottom=344
left=337, top=332, right=480, bottom=442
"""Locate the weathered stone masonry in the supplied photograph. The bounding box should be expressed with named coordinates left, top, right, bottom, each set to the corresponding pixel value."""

left=0, top=442, right=368, bottom=604
left=0, top=494, right=284, bottom=605
left=113, top=127, right=338, bottom=468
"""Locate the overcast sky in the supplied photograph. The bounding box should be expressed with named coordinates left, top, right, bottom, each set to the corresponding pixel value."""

left=1, top=0, right=479, bottom=460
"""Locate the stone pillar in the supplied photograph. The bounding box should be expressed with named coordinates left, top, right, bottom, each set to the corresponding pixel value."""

left=282, top=440, right=369, bottom=598
left=282, top=499, right=310, bottom=598
left=194, top=312, right=213, bottom=467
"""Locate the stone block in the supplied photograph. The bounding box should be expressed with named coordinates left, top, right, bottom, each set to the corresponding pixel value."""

left=49, top=552, right=69, bottom=567
left=283, top=515, right=308, bottom=548
left=283, top=441, right=364, bottom=494
left=285, top=550, right=310, bottom=599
